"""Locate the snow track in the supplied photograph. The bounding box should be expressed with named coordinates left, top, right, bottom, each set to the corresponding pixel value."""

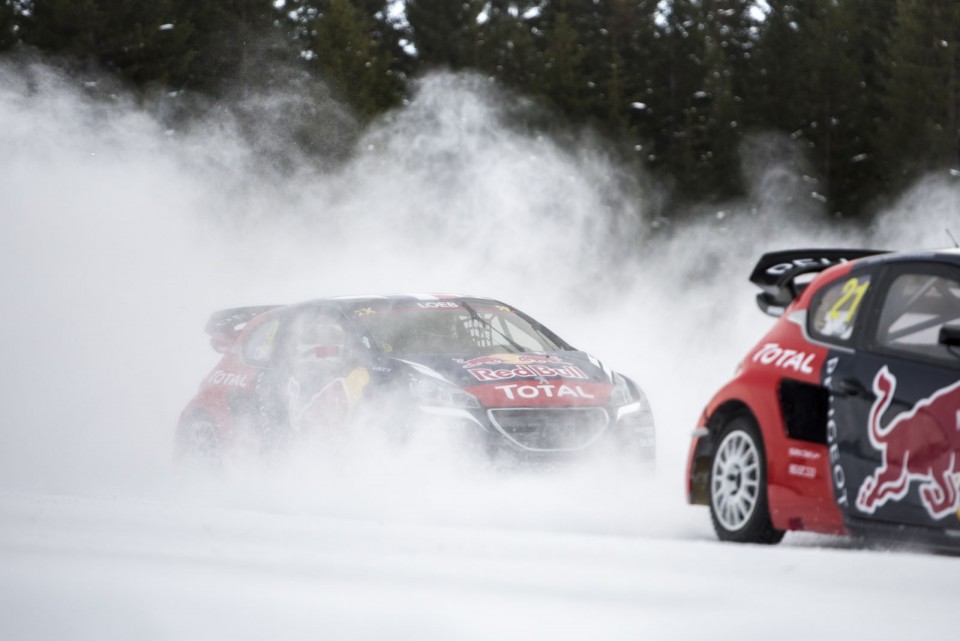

left=2, top=468, right=957, bottom=641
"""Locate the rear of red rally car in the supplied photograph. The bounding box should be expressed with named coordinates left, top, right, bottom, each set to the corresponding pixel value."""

left=686, top=251, right=885, bottom=539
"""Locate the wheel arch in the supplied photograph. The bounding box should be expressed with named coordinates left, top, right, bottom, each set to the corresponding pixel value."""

left=689, top=399, right=758, bottom=505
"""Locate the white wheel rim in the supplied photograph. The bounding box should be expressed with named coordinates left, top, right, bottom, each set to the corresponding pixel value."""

left=711, top=429, right=762, bottom=532
left=180, top=419, right=217, bottom=454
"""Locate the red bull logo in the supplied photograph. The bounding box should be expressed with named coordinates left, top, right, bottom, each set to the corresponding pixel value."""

left=856, top=366, right=960, bottom=519
left=458, top=353, right=568, bottom=369
left=468, top=364, right=588, bottom=382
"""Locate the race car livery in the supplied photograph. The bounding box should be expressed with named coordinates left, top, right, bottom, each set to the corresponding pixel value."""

left=178, top=294, right=655, bottom=463
left=687, top=248, right=960, bottom=549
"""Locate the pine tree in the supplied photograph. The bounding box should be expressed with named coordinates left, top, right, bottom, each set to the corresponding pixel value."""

left=536, top=7, right=590, bottom=117
left=405, top=0, right=484, bottom=69
left=642, top=0, right=716, bottom=198
left=604, top=0, right=660, bottom=131
left=745, top=0, right=893, bottom=217
left=473, top=1, right=541, bottom=89
left=291, top=0, right=407, bottom=119
left=687, top=0, right=757, bottom=200
left=18, top=0, right=198, bottom=88
left=824, top=0, right=895, bottom=217
left=0, top=0, right=18, bottom=51
left=883, top=0, right=960, bottom=187
left=183, top=0, right=296, bottom=95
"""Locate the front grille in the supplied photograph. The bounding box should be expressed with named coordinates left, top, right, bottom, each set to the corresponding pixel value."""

left=487, top=407, right=610, bottom=451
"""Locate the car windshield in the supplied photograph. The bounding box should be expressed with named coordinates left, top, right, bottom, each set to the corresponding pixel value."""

left=348, top=301, right=564, bottom=355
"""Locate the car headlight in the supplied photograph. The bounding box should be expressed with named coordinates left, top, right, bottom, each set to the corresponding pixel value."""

left=611, top=375, right=655, bottom=442
left=610, top=373, right=637, bottom=407
left=411, top=377, right=481, bottom=410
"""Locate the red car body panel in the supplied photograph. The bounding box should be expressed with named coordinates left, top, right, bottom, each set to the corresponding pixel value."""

left=687, top=261, right=854, bottom=536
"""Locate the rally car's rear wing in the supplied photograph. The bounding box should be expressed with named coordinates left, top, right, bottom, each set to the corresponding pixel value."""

left=205, top=305, right=279, bottom=352
left=750, top=249, right=888, bottom=317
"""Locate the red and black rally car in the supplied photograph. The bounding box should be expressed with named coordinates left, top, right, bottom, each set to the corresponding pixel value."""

left=178, top=294, right=654, bottom=464
left=687, top=248, right=960, bottom=549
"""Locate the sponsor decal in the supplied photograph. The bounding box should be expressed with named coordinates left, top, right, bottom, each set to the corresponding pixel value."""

left=208, top=370, right=249, bottom=387
left=788, top=447, right=820, bottom=479
left=458, top=353, right=568, bottom=369
left=824, top=357, right=849, bottom=508
left=469, top=364, right=588, bottom=382
left=354, top=307, right=375, bottom=317
left=819, top=276, right=871, bottom=339
left=752, top=342, right=816, bottom=374
left=417, top=301, right=459, bottom=309
left=765, top=256, right=849, bottom=276
left=789, top=464, right=817, bottom=479
left=287, top=377, right=347, bottom=434
left=856, top=366, right=960, bottom=519
left=494, top=383, right=595, bottom=400
left=287, top=369, right=370, bottom=434
left=788, top=447, right=822, bottom=460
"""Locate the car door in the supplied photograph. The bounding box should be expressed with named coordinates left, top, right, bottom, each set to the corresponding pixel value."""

left=804, top=264, right=880, bottom=516
left=278, top=307, right=370, bottom=436
left=831, top=261, right=960, bottom=531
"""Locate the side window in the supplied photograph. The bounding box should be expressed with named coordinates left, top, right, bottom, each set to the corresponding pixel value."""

left=873, top=270, right=960, bottom=365
left=241, top=317, right=281, bottom=367
left=285, top=309, right=351, bottom=363
left=809, top=274, right=871, bottom=343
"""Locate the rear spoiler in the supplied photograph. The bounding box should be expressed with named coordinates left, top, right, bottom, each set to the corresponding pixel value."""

left=205, top=305, right=279, bottom=353
left=750, top=249, right=888, bottom=317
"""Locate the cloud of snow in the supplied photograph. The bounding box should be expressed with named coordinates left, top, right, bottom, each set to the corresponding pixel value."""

left=1, top=57, right=957, bottom=540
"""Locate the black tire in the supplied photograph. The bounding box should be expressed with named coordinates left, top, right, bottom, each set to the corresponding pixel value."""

left=174, top=414, right=221, bottom=465
left=708, top=414, right=784, bottom=544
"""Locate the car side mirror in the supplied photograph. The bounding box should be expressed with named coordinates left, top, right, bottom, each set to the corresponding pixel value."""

left=938, top=324, right=960, bottom=347
left=938, top=325, right=960, bottom=347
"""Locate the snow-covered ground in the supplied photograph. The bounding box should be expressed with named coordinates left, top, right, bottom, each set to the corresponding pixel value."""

left=2, top=461, right=957, bottom=641
left=2, top=63, right=959, bottom=641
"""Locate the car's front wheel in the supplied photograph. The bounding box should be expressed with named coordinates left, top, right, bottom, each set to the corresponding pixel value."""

left=174, top=414, right=221, bottom=465
left=708, top=414, right=784, bottom=544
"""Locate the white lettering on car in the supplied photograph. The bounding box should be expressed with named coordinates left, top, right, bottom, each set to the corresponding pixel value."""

left=823, top=356, right=849, bottom=508
left=494, top=383, right=596, bottom=400
left=208, top=370, right=249, bottom=387
left=752, top=342, right=816, bottom=374
left=469, top=364, right=589, bottom=382
left=788, top=464, right=817, bottom=479
left=765, top=256, right=844, bottom=276
left=788, top=447, right=821, bottom=460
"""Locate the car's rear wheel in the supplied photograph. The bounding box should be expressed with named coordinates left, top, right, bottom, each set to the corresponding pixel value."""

left=708, top=414, right=784, bottom=544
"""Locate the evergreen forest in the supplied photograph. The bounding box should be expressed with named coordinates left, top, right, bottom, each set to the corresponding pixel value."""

left=3, top=0, right=960, bottom=223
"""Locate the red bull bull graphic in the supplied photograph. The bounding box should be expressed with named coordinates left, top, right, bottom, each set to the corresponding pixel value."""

left=856, top=366, right=960, bottom=520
